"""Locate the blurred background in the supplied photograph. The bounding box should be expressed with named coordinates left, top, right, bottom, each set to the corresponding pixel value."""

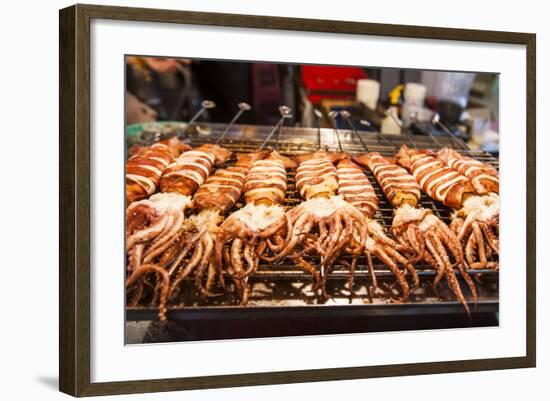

left=126, top=56, right=499, bottom=153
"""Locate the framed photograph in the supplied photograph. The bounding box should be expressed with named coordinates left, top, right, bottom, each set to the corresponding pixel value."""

left=59, top=3, right=536, bottom=397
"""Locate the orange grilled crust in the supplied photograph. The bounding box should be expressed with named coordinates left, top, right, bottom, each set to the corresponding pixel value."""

left=159, top=146, right=216, bottom=196
left=437, top=147, right=499, bottom=195
left=126, top=143, right=174, bottom=204
left=395, top=145, right=474, bottom=208
left=244, top=155, right=287, bottom=205
left=193, top=166, right=248, bottom=213
left=336, top=158, right=378, bottom=218
left=355, top=152, right=422, bottom=208
left=295, top=151, right=339, bottom=200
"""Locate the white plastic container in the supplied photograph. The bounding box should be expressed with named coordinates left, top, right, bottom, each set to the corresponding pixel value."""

left=356, top=79, right=380, bottom=110
left=401, top=83, right=427, bottom=127
left=381, top=106, right=402, bottom=135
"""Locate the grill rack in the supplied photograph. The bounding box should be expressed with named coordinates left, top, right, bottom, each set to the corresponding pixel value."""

left=130, top=123, right=499, bottom=308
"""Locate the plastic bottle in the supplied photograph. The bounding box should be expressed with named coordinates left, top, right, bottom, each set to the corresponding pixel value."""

left=381, top=106, right=401, bottom=135
left=356, top=79, right=380, bottom=110
left=401, top=83, right=427, bottom=128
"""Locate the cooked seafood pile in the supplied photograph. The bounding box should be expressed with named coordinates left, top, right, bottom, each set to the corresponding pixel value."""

left=355, top=151, right=477, bottom=314
left=125, top=139, right=499, bottom=320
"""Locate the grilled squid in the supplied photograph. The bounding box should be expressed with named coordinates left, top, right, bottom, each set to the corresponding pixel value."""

left=125, top=144, right=232, bottom=317
left=437, top=147, right=499, bottom=195
left=397, top=145, right=499, bottom=270
left=269, top=151, right=368, bottom=298
left=336, top=158, right=418, bottom=301
left=126, top=138, right=185, bottom=205
left=160, top=144, right=232, bottom=195
left=356, top=151, right=477, bottom=314
left=168, top=151, right=269, bottom=301
left=437, top=147, right=499, bottom=269
left=126, top=144, right=232, bottom=269
left=214, top=152, right=295, bottom=304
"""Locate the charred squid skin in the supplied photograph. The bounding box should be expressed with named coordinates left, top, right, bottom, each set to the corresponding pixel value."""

left=420, top=249, right=449, bottom=299
left=127, top=279, right=144, bottom=307
left=363, top=219, right=418, bottom=299
left=459, top=219, right=498, bottom=270
left=145, top=213, right=174, bottom=248
left=451, top=194, right=499, bottom=270
left=127, top=214, right=169, bottom=251
left=425, top=232, right=471, bottom=317
left=390, top=148, right=495, bottom=307
left=383, top=244, right=420, bottom=293
left=143, top=210, right=186, bottom=261
left=167, top=234, right=195, bottom=276
left=324, top=212, right=355, bottom=271
left=228, top=238, right=265, bottom=280
left=142, top=216, right=183, bottom=264
left=474, top=222, right=488, bottom=266
left=213, top=235, right=228, bottom=288
left=230, top=238, right=244, bottom=277
left=257, top=218, right=288, bottom=239
left=266, top=231, right=288, bottom=253
left=457, top=213, right=476, bottom=243
left=405, top=224, right=425, bottom=264
left=394, top=205, right=477, bottom=306
left=450, top=216, right=464, bottom=236
left=234, top=236, right=265, bottom=304
left=365, top=250, right=379, bottom=293
left=126, top=193, right=193, bottom=307
left=273, top=212, right=311, bottom=261
left=169, top=239, right=203, bottom=300
left=229, top=237, right=249, bottom=304
left=291, top=255, right=321, bottom=289
left=206, top=261, right=218, bottom=292
left=481, top=222, right=499, bottom=254
left=432, top=225, right=478, bottom=304
left=128, top=244, right=144, bottom=273
left=322, top=214, right=343, bottom=265
left=194, top=234, right=222, bottom=299
left=126, top=264, right=170, bottom=321
left=373, top=245, right=410, bottom=302
left=346, top=257, right=359, bottom=293
left=465, top=233, right=477, bottom=267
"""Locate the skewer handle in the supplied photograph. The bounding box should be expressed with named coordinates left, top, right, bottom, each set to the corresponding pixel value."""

left=432, top=113, right=470, bottom=150
left=340, top=110, right=369, bottom=153
left=275, top=106, right=293, bottom=150
left=327, top=110, right=344, bottom=152
left=216, top=102, right=251, bottom=144
left=410, top=112, right=443, bottom=149
left=178, top=99, right=216, bottom=139
left=259, top=106, right=292, bottom=149
left=314, top=109, right=323, bottom=150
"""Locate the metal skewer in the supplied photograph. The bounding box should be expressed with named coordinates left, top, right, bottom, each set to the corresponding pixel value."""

left=340, top=110, right=370, bottom=152
left=432, top=113, right=470, bottom=150
left=275, top=106, right=292, bottom=150
left=177, top=99, right=216, bottom=139
left=216, top=102, right=251, bottom=144
left=410, top=112, right=443, bottom=149
left=259, top=106, right=293, bottom=150
left=359, top=119, right=372, bottom=129
left=384, top=108, right=417, bottom=149
left=314, top=108, right=323, bottom=149
left=327, top=110, right=344, bottom=152
left=359, top=119, right=398, bottom=151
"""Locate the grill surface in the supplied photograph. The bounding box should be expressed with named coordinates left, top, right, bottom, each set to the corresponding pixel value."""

left=128, top=123, right=499, bottom=311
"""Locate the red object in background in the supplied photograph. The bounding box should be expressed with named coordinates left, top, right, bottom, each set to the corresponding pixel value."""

left=301, top=65, right=367, bottom=103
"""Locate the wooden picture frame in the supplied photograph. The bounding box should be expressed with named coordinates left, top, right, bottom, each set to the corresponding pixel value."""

left=59, top=3, right=536, bottom=396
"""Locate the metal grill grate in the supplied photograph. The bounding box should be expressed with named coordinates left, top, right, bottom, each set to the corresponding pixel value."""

left=130, top=123, right=499, bottom=308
